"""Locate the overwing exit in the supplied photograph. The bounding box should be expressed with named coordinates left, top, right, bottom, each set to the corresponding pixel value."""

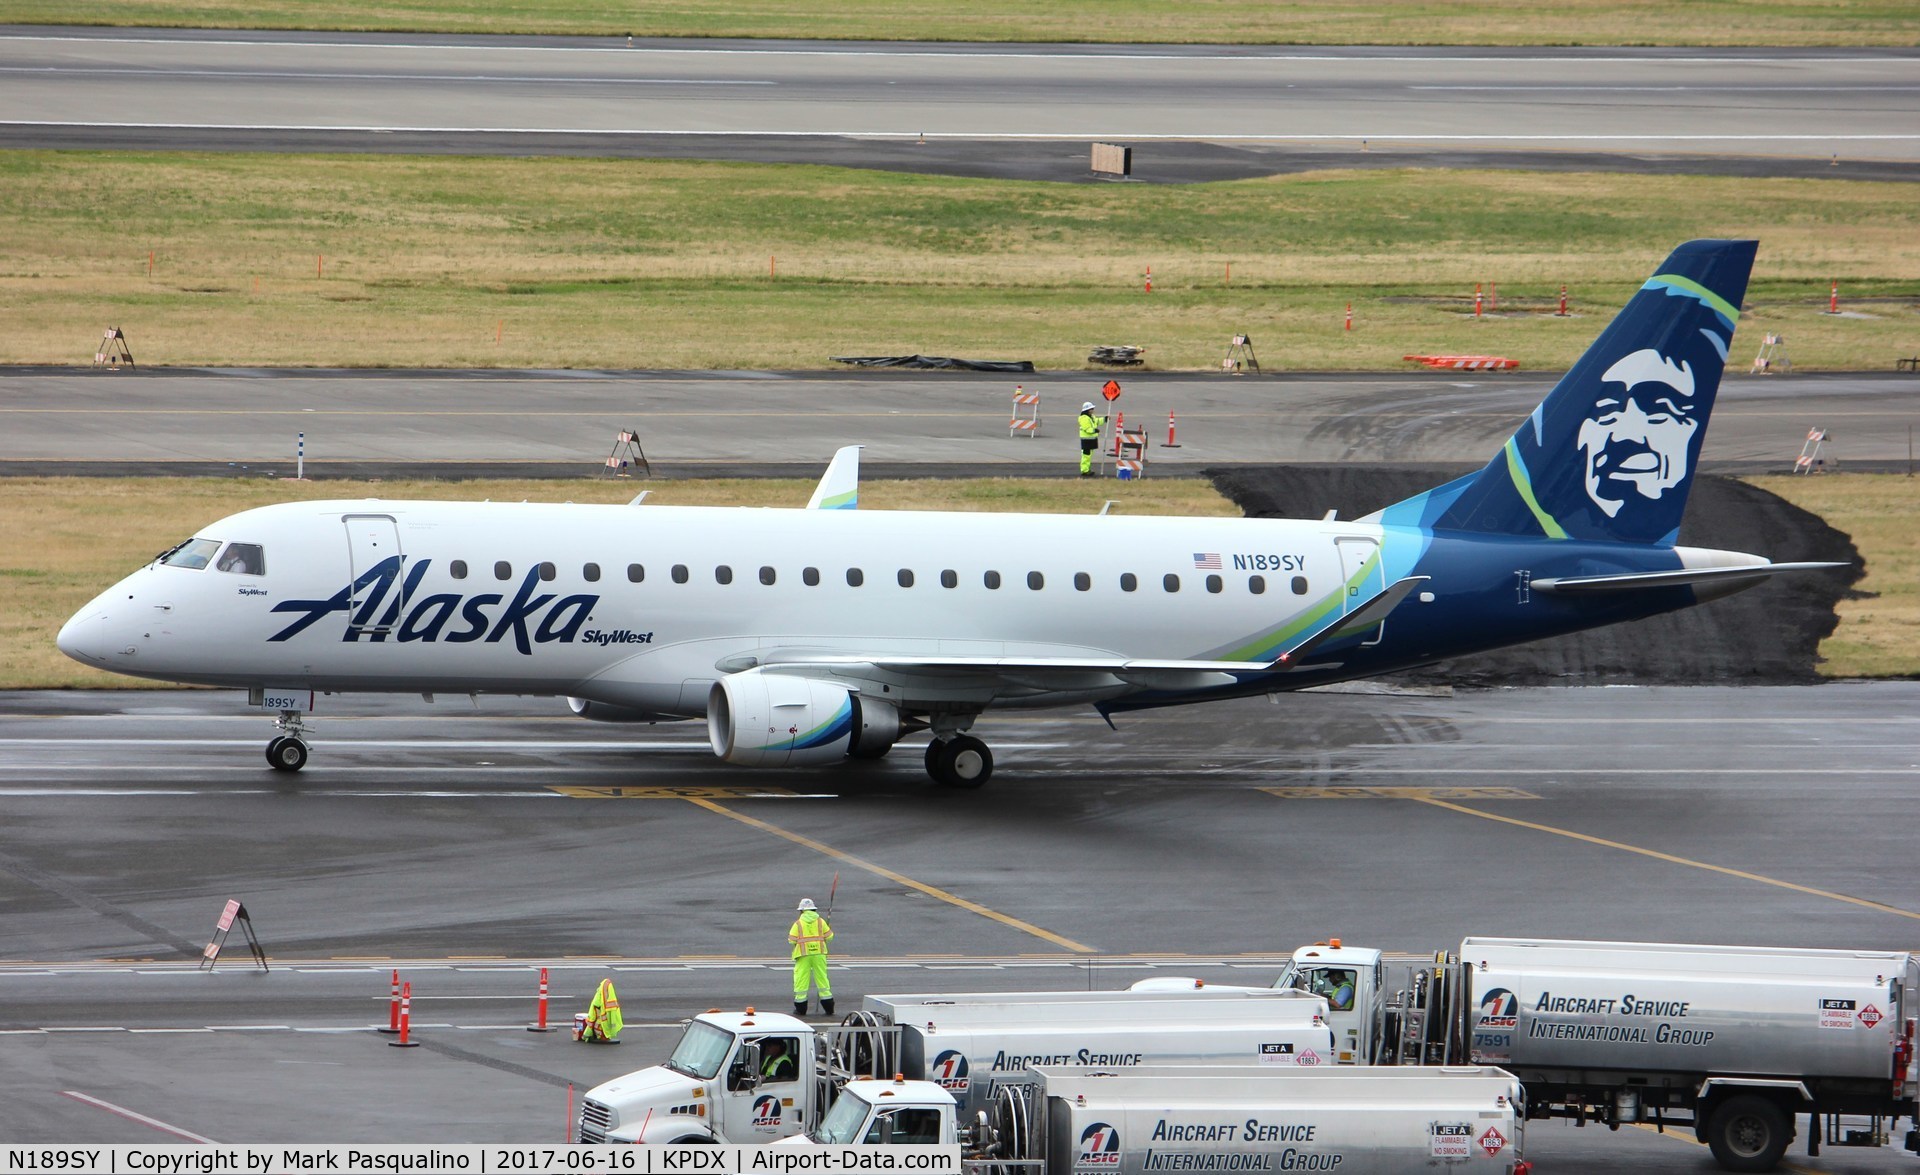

left=58, top=240, right=1839, bottom=787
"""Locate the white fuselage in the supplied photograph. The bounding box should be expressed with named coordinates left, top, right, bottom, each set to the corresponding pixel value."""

left=58, top=499, right=1373, bottom=714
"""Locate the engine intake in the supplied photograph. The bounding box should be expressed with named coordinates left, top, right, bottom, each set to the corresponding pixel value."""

left=707, top=670, right=898, bottom=766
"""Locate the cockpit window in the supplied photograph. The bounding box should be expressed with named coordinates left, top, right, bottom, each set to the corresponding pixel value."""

left=216, top=543, right=266, bottom=576
left=160, top=538, right=222, bottom=570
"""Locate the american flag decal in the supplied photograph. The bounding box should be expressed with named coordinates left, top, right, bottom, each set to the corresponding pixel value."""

left=1193, top=552, right=1222, bottom=569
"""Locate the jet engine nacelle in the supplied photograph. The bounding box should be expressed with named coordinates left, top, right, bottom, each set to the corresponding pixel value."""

left=707, top=670, right=900, bottom=766
left=566, top=697, right=681, bottom=723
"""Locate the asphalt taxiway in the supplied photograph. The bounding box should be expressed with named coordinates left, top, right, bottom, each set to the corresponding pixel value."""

left=6, top=30, right=1919, bottom=175
left=2, top=682, right=1918, bottom=1168
left=3, top=369, right=1916, bottom=477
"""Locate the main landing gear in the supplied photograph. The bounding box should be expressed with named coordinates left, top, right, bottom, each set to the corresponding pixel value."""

left=265, top=709, right=311, bottom=773
left=924, top=727, right=993, bottom=789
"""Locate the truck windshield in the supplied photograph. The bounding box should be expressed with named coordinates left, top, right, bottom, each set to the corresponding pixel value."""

left=811, top=1094, right=873, bottom=1145
left=664, top=1020, right=734, bottom=1080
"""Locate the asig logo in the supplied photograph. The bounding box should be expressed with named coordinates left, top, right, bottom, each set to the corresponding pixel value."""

left=752, top=1095, right=783, bottom=1128
left=1479, top=987, right=1520, bottom=1030
left=267, top=556, right=600, bottom=655
left=1076, top=1122, right=1121, bottom=1169
left=931, top=1049, right=970, bottom=1092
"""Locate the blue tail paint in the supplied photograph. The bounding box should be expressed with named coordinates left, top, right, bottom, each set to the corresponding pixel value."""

left=1387, top=239, right=1755, bottom=548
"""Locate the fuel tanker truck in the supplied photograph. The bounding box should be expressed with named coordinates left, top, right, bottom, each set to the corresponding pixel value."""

left=579, top=990, right=1335, bottom=1146
left=1144, top=935, right=1920, bottom=1172
left=774, top=1063, right=1531, bottom=1174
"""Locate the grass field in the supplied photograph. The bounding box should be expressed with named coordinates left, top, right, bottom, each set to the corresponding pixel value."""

left=4, top=153, right=1917, bottom=371
left=3, top=473, right=1911, bottom=691
left=1750, top=474, right=1920, bottom=680
left=4, top=0, right=1917, bottom=46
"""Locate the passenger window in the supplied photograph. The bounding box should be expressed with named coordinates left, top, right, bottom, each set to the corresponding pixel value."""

left=804, top=567, right=820, bottom=586
left=538, top=561, right=556, bottom=582
left=716, top=565, right=733, bottom=585
left=1027, top=571, right=1044, bottom=590
left=1206, top=574, right=1223, bottom=594
left=451, top=560, right=468, bottom=580
left=583, top=563, right=601, bottom=583
left=1120, top=573, right=1137, bottom=593
left=160, top=538, right=222, bottom=570
left=846, top=568, right=864, bottom=587
left=760, top=566, right=776, bottom=586
left=1073, top=572, right=1091, bottom=591
left=940, top=569, right=958, bottom=589
left=627, top=563, right=644, bottom=583
left=672, top=564, right=689, bottom=584
left=215, top=542, right=265, bottom=576
left=1249, top=575, right=1266, bottom=595
left=494, top=561, right=513, bottom=581
left=897, top=569, right=915, bottom=588
left=984, top=570, right=1001, bottom=590
left=1291, top=575, right=1309, bottom=595
left=1163, top=573, right=1180, bottom=593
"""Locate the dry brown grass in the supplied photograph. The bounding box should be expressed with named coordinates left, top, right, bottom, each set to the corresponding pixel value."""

left=5, top=0, right=1917, bottom=45
left=0, top=475, right=1239, bottom=689
left=4, top=155, right=1918, bottom=370
left=1747, top=474, right=1920, bottom=679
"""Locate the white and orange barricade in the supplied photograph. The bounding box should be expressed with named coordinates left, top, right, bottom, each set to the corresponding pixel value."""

left=1009, top=386, right=1041, bottom=437
left=1116, top=427, right=1150, bottom=479
left=1403, top=354, right=1520, bottom=372
left=1793, top=427, right=1828, bottom=473
left=1750, top=334, right=1790, bottom=375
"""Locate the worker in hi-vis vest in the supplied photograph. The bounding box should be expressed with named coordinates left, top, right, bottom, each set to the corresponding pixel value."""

left=1078, top=402, right=1101, bottom=477
left=788, top=897, right=834, bottom=1017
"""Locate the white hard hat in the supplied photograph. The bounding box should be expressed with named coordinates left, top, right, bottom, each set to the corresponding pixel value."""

left=1082, top=401, right=1095, bottom=412
left=797, top=897, right=817, bottom=911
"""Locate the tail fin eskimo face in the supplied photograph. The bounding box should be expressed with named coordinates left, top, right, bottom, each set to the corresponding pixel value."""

left=1423, top=240, right=1756, bottom=547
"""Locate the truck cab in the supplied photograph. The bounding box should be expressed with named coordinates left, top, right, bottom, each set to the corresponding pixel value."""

left=580, top=1010, right=819, bottom=1144
left=775, top=1077, right=960, bottom=1147
left=1276, top=941, right=1387, bottom=1065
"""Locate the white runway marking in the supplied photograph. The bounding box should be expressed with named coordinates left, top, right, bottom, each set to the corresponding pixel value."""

left=5, top=34, right=1896, bottom=64
left=6, top=120, right=1917, bottom=143
left=0, top=66, right=772, bottom=84
left=59, top=1090, right=218, bottom=1144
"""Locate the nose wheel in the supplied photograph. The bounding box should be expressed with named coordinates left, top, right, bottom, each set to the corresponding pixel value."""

left=925, top=735, right=993, bottom=788
left=265, top=708, right=312, bottom=773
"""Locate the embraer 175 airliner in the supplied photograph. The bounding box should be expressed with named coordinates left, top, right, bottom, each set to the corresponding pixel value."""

left=59, top=240, right=1833, bottom=787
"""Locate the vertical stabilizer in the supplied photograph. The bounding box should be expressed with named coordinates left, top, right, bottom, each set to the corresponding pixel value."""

left=806, top=445, right=862, bottom=510
left=1390, top=240, right=1755, bottom=547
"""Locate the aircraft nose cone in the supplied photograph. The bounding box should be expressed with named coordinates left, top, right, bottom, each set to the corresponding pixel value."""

left=56, top=610, right=109, bottom=664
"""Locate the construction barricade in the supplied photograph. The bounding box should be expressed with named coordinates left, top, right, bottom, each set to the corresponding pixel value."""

left=1403, top=355, right=1520, bottom=372
left=1009, top=385, right=1041, bottom=437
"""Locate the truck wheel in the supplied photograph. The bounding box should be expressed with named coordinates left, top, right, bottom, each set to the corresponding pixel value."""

left=1705, top=1095, right=1791, bottom=1172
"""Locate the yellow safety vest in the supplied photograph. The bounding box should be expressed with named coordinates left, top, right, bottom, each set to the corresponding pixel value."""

left=789, top=911, right=833, bottom=958
left=1079, top=413, right=1100, bottom=440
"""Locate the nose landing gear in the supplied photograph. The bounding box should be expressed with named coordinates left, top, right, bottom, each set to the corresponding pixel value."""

left=265, top=710, right=311, bottom=773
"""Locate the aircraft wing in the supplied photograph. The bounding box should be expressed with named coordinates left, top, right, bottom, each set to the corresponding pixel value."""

left=1531, top=562, right=1845, bottom=594
left=725, top=576, right=1430, bottom=694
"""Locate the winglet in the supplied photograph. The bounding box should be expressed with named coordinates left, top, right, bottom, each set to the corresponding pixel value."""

left=806, top=445, right=863, bottom=510
left=1270, top=576, right=1429, bottom=668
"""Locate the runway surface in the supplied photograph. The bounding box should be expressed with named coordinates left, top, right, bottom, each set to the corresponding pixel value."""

left=5, top=28, right=1919, bottom=177
left=1, top=368, right=1912, bottom=476
left=2, top=681, right=1919, bottom=1169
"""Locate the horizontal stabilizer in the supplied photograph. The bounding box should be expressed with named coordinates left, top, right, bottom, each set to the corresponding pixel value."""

left=1273, top=576, right=1429, bottom=667
left=1531, top=562, right=1844, bottom=594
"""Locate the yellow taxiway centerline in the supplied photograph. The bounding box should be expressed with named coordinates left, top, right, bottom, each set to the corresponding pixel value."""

left=685, top=796, right=1095, bottom=954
